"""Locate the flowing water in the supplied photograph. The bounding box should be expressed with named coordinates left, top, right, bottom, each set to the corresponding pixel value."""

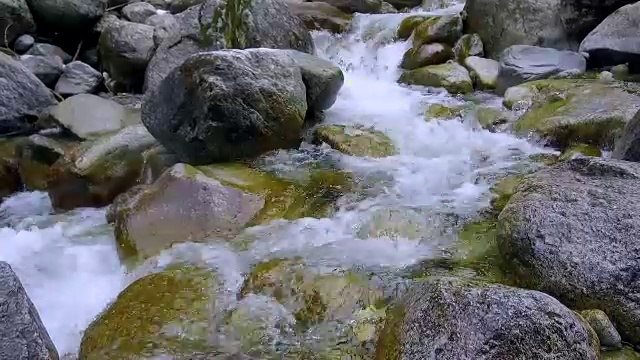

left=0, top=5, right=550, bottom=358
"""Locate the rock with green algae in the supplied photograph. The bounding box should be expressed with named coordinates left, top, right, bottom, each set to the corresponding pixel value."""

left=603, top=347, right=640, bottom=360
left=579, top=309, right=622, bottom=349
left=396, top=15, right=430, bottom=40
left=398, top=62, right=473, bottom=94
left=424, top=103, right=466, bottom=120
left=13, top=134, right=77, bottom=191
left=463, top=56, right=498, bottom=90
left=424, top=103, right=510, bottom=131
left=412, top=14, right=462, bottom=47
left=312, top=124, right=396, bottom=157
left=508, top=79, right=640, bottom=150
left=374, top=276, right=599, bottom=360
left=111, top=163, right=352, bottom=261
left=239, top=258, right=383, bottom=328
left=137, top=144, right=180, bottom=185
left=400, top=43, right=452, bottom=70
left=287, top=1, right=352, bottom=34
left=355, top=207, right=448, bottom=243
left=559, top=144, right=602, bottom=160
left=78, top=266, right=218, bottom=360
left=453, top=34, right=484, bottom=63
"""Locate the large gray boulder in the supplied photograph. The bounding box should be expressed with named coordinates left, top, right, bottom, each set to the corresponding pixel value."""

left=0, top=53, right=57, bottom=135
left=0, top=0, right=35, bottom=48
left=496, top=45, right=586, bottom=94
left=54, top=61, right=103, bottom=97
left=579, top=2, right=640, bottom=71
left=464, top=0, right=638, bottom=59
left=20, top=55, right=64, bottom=88
left=375, top=276, right=599, bottom=359
left=0, top=261, right=59, bottom=360
left=143, top=0, right=314, bottom=92
left=26, top=0, right=106, bottom=33
left=498, top=156, right=640, bottom=345
left=142, top=49, right=307, bottom=164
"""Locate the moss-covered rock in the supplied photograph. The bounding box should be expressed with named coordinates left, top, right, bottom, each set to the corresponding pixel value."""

left=398, top=62, right=473, bottom=94
left=14, top=135, right=76, bottom=191
left=463, top=56, right=498, bottom=90
left=559, top=144, right=602, bottom=161
left=312, top=124, right=396, bottom=157
left=579, top=309, right=622, bottom=349
left=509, top=79, right=640, bottom=150
left=79, top=266, right=218, bottom=360
left=287, top=1, right=352, bottom=34
left=603, top=347, right=640, bottom=360
left=412, top=14, right=462, bottom=47
left=424, top=103, right=466, bottom=120
left=396, top=15, right=429, bottom=40
left=400, top=43, right=452, bottom=70
left=137, top=145, right=180, bottom=185
left=453, top=33, right=484, bottom=63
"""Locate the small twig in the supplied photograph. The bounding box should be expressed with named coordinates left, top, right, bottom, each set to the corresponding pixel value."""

left=3, top=22, right=12, bottom=48
left=72, top=39, right=83, bottom=62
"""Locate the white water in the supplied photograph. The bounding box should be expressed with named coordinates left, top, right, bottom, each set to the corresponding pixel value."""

left=0, top=6, right=548, bottom=357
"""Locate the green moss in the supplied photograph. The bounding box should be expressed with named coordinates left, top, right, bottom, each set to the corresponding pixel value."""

left=475, top=106, right=509, bottom=130
left=602, top=347, right=640, bottom=360
left=559, top=144, right=602, bottom=161
left=399, top=63, right=473, bottom=94
left=200, top=0, right=251, bottom=48
left=312, top=124, right=396, bottom=158
left=374, top=303, right=404, bottom=360
left=79, top=266, right=217, bottom=359
left=396, top=15, right=429, bottom=40
left=425, top=104, right=465, bottom=120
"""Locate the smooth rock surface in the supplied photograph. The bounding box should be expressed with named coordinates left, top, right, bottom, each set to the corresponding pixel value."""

left=287, top=1, right=352, bottom=33
left=13, top=34, right=35, bottom=54
left=398, top=62, right=473, bottom=94
left=25, top=43, right=72, bottom=64
left=25, top=0, right=106, bottom=33
left=318, top=0, right=382, bottom=13
left=579, top=310, right=622, bottom=349
left=412, top=14, right=462, bottom=47
left=464, top=56, right=498, bottom=90
left=122, top=2, right=158, bottom=23
left=400, top=43, right=452, bottom=70
left=54, top=61, right=103, bottom=97
left=284, top=50, right=344, bottom=112
left=20, top=55, right=64, bottom=88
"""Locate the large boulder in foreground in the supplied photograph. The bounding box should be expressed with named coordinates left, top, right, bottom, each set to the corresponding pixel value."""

left=0, top=53, right=57, bottom=135
left=375, top=276, right=599, bottom=359
left=142, top=49, right=308, bottom=164
left=579, top=2, right=640, bottom=72
left=498, top=156, right=640, bottom=345
left=0, top=0, right=35, bottom=48
left=0, top=261, right=59, bottom=360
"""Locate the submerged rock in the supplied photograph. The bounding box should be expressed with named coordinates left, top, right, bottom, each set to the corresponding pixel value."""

left=0, top=261, right=59, bottom=360
left=375, top=276, right=599, bottom=359
left=312, top=124, right=396, bottom=157
left=398, top=62, right=473, bottom=94
left=498, top=157, right=640, bottom=345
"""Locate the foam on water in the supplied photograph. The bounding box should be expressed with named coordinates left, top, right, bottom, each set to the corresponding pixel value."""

left=0, top=5, right=548, bottom=357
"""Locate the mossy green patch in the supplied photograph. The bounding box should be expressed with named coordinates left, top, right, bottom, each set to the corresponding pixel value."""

left=602, top=347, right=640, bottom=360
left=399, top=62, right=473, bottom=94
left=374, top=303, right=404, bottom=360
left=425, top=103, right=465, bottom=120
left=312, top=124, right=396, bottom=158
left=396, top=15, right=429, bottom=40
left=559, top=144, right=602, bottom=161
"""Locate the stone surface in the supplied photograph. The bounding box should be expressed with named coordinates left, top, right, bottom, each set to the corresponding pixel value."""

left=25, top=43, right=72, bottom=64
left=25, top=0, right=106, bottom=33
left=20, top=55, right=64, bottom=88
left=579, top=310, right=622, bottom=349
left=400, top=43, right=452, bottom=70
left=54, top=61, right=103, bottom=97
left=144, top=13, right=179, bottom=46
left=463, top=56, right=498, bottom=90
left=375, top=276, right=599, bottom=359
left=122, top=2, right=158, bottom=23
left=0, top=0, right=35, bottom=48
left=287, top=1, right=351, bottom=33
left=396, top=15, right=429, bottom=40
left=496, top=45, right=586, bottom=94
left=412, top=14, right=462, bottom=47
left=0, top=53, right=57, bottom=135
left=398, top=62, right=473, bottom=94
left=13, top=34, right=35, bottom=54
left=137, top=145, right=180, bottom=185
left=284, top=50, right=344, bottom=112
left=312, top=124, right=396, bottom=157
left=497, top=156, right=640, bottom=345
left=613, top=110, right=640, bottom=162
left=14, top=134, right=71, bottom=191
left=0, top=261, right=59, bottom=360
left=453, top=33, right=483, bottom=63
left=142, top=49, right=307, bottom=164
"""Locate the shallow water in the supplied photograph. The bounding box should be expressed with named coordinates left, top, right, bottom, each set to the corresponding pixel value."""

left=0, top=5, right=547, bottom=357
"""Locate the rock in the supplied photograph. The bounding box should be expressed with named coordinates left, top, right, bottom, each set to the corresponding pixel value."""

left=613, top=110, right=640, bottom=162
left=14, top=134, right=71, bottom=190
left=46, top=94, right=139, bottom=139
left=317, top=0, right=382, bottom=13
left=0, top=0, right=35, bottom=48
left=498, top=156, right=640, bottom=345
left=168, top=0, right=205, bottom=13
left=0, top=262, right=59, bottom=359
left=312, top=124, right=396, bottom=157
left=122, top=2, right=158, bottom=23
left=0, top=141, right=21, bottom=199
left=579, top=2, right=640, bottom=72
left=509, top=79, right=640, bottom=150
left=579, top=310, right=622, bottom=349
left=375, top=276, right=599, bottom=359
left=385, top=0, right=421, bottom=9
left=398, top=62, right=473, bottom=94
left=79, top=48, right=99, bottom=69
left=379, top=1, right=397, bottom=13
left=496, top=45, right=586, bottom=94
left=142, top=49, right=307, bottom=164
left=463, top=56, right=498, bottom=90
left=0, top=53, right=57, bottom=135
left=20, top=55, right=64, bottom=88
left=287, top=1, right=352, bottom=33
left=137, top=145, right=180, bottom=185
left=47, top=124, right=157, bottom=210
left=412, top=14, right=462, bottom=47
left=396, top=15, right=429, bottom=40
left=453, top=33, right=483, bottom=63
left=25, top=0, right=106, bottom=34
left=25, top=43, right=72, bottom=64
left=400, top=43, right=452, bottom=70
left=284, top=50, right=344, bottom=112
left=603, top=347, right=640, bottom=360
left=144, top=13, right=179, bottom=46
left=558, top=143, right=602, bottom=161
left=503, top=85, right=538, bottom=109
left=13, top=34, right=35, bottom=53
left=99, top=20, right=155, bottom=92
left=54, top=61, right=102, bottom=97
left=79, top=266, right=218, bottom=359
left=425, top=103, right=465, bottom=120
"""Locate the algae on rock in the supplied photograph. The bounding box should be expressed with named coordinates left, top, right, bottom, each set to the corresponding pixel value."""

left=312, top=124, right=396, bottom=157
left=398, top=62, right=473, bottom=94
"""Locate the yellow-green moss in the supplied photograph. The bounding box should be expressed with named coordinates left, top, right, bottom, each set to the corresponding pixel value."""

left=399, top=62, right=473, bottom=94
left=397, top=15, right=429, bottom=40
left=312, top=124, right=396, bottom=158
left=602, top=347, right=640, bottom=360
left=425, top=104, right=465, bottom=120
left=559, top=144, right=602, bottom=160
left=374, top=303, right=405, bottom=360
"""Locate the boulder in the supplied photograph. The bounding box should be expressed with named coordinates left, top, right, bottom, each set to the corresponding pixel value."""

left=579, top=310, right=622, bottom=349
left=463, top=56, right=498, bottom=90
left=579, top=2, right=640, bottom=72
left=0, top=156, right=21, bottom=200
left=144, top=13, right=180, bottom=46
left=25, top=0, right=106, bottom=34
left=0, top=0, right=35, bottom=48
left=284, top=50, right=344, bottom=112
left=287, top=1, right=352, bottom=33
left=25, top=43, right=72, bottom=64
left=398, top=62, right=473, bottom=94
left=122, top=2, right=158, bottom=24
left=498, top=156, right=640, bottom=345
left=496, top=45, right=586, bottom=94
left=142, top=49, right=307, bottom=164
left=508, top=79, right=640, bottom=150
left=317, top=0, right=382, bottom=13
left=79, top=266, right=218, bottom=359
left=0, top=261, right=59, bottom=360
left=400, top=43, right=452, bottom=70
left=144, top=0, right=314, bottom=92
left=20, top=55, right=64, bottom=88
left=603, top=347, right=640, bottom=360
left=99, top=20, right=155, bottom=92
left=396, top=15, right=429, bottom=40
left=168, top=0, right=206, bottom=13
left=54, top=61, right=103, bottom=97
left=137, top=145, right=180, bottom=185
left=453, top=33, right=483, bottom=63
left=375, top=276, right=599, bottom=359
left=14, top=134, right=72, bottom=190
left=47, top=124, right=157, bottom=210
left=412, top=14, right=462, bottom=47
left=312, top=124, right=396, bottom=157
left=46, top=94, right=138, bottom=139
left=13, top=34, right=34, bottom=53
left=0, top=53, right=57, bottom=135
left=613, top=110, right=640, bottom=162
